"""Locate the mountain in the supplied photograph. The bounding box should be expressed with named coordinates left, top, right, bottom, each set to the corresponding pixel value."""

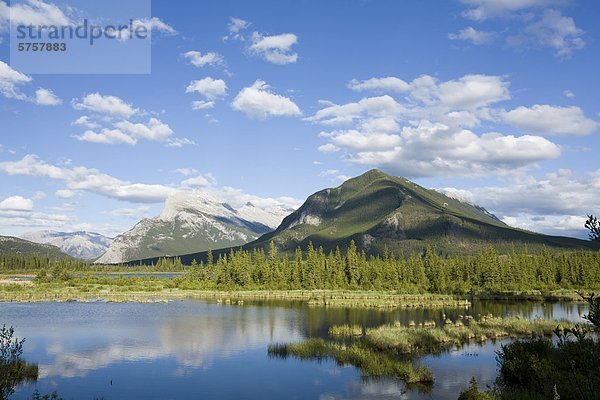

left=136, top=169, right=598, bottom=265
left=0, top=235, right=70, bottom=259
left=95, top=192, right=293, bottom=264
left=21, top=231, right=113, bottom=260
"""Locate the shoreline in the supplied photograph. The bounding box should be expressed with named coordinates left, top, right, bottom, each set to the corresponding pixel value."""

left=0, top=285, right=591, bottom=305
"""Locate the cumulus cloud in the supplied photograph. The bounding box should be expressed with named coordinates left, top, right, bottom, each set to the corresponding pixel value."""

left=75, top=129, right=138, bottom=145
left=73, top=93, right=138, bottom=118
left=249, top=32, right=298, bottom=64
left=0, top=154, right=177, bottom=203
left=186, top=77, right=227, bottom=100
left=0, top=61, right=31, bottom=100
left=175, top=168, right=198, bottom=176
left=460, top=0, right=564, bottom=21
left=182, top=51, right=225, bottom=68
left=0, top=195, right=33, bottom=211
left=224, top=17, right=250, bottom=41
left=131, top=17, right=177, bottom=36
left=437, top=74, right=509, bottom=109
left=0, top=0, right=71, bottom=29
left=35, top=88, right=62, bottom=105
left=503, top=105, right=598, bottom=136
left=165, top=138, right=196, bottom=148
left=309, top=74, right=568, bottom=177
left=181, top=173, right=217, bottom=188
left=347, top=77, right=410, bottom=93
left=71, top=94, right=189, bottom=147
left=465, top=169, right=600, bottom=238
left=231, top=80, right=301, bottom=119
left=509, top=9, right=585, bottom=57
left=0, top=61, right=59, bottom=104
left=340, top=122, right=560, bottom=178
left=72, top=116, right=100, bottom=129
left=114, top=118, right=174, bottom=141
left=191, top=100, right=215, bottom=110
left=448, top=26, right=496, bottom=44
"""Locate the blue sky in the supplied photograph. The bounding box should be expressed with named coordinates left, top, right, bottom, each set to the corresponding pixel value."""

left=0, top=0, right=599, bottom=239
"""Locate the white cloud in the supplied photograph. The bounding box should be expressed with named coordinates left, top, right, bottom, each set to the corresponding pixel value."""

left=0, top=0, right=71, bottom=28
left=319, top=169, right=339, bottom=177
left=448, top=26, right=496, bottom=44
left=563, top=90, right=575, bottom=98
left=72, top=116, right=100, bottom=129
left=308, top=73, right=565, bottom=177
left=131, top=17, right=177, bottom=36
left=0, top=61, right=31, bottom=100
left=231, top=80, right=301, bottom=119
left=306, top=95, right=403, bottom=126
left=0, top=154, right=177, bottom=203
left=0, top=61, right=62, bottom=105
left=114, top=118, right=173, bottom=141
left=175, top=168, right=198, bottom=176
left=35, top=88, right=61, bottom=106
left=224, top=17, right=250, bottom=40
left=76, top=129, right=137, bottom=145
left=466, top=169, right=600, bottom=237
left=435, top=187, right=475, bottom=204
left=186, top=77, right=227, bottom=100
left=512, top=9, right=585, bottom=57
left=181, top=174, right=217, bottom=187
left=318, top=143, right=340, bottom=153
left=183, top=51, right=224, bottom=68
left=0, top=195, right=33, bottom=211
left=331, top=121, right=560, bottom=178
left=437, top=74, right=509, bottom=109
left=347, top=77, right=409, bottom=93
left=166, top=138, right=196, bottom=148
left=249, top=32, right=298, bottom=65
left=55, top=189, right=75, bottom=199
left=503, top=105, right=598, bottom=136
left=71, top=95, right=189, bottom=147
left=73, top=93, right=138, bottom=118
left=191, top=100, right=215, bottom=110
left=460, top=0, right=564, bottom=21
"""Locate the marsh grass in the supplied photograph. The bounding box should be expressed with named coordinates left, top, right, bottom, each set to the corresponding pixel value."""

left=329, top=324, right=363, bottom=336
left=268, top=339, right=433, bottom=384
left=363, top=314, right=575, bottom=355
left=0, top=280, right=474, bottom=306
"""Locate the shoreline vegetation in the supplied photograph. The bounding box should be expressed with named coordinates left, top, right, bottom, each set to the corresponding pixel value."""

left=268, top=314, right=580, bottom=386
left=0, top=243, right=599, bottom=304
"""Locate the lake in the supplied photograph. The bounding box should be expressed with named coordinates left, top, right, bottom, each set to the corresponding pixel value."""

left=1, top=299, right=588, bottom=400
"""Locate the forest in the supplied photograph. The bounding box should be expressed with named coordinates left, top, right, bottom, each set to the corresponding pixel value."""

left=2, top=241, right=600, bottom=294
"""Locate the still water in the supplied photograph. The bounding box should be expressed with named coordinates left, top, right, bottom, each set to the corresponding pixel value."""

left=1, top=299, right=588, bottom=400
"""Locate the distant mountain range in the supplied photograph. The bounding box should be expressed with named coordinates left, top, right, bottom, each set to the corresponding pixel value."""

left=0, top=235, right=70, bottom=259
left=133, top=169, right=598, bottom=265
left=95, top=192, right=294, bottom=264
left=21, top=231, right=113, bottom=260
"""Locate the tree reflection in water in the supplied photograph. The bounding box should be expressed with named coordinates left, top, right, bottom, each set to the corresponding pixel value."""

left=1, top=325, right=38, bottom=400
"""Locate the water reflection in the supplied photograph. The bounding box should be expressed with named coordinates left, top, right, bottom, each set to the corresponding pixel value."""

left=0, top=299, right=589, bottom=400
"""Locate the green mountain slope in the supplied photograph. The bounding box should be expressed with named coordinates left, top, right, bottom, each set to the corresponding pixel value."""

left=0, top=235, right=71, bottom=259
left=131, top=169, right=599, bottom=265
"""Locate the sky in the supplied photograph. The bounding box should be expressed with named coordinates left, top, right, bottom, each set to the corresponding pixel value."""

left=0, top=0, right=599, bottom=239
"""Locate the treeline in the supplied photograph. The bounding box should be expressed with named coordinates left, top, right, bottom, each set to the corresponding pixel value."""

left=2, top=242, right=600, bottom=293
left=175, top=241, right=600, bottom=293
left=0, top=254, right=85, bottom=272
